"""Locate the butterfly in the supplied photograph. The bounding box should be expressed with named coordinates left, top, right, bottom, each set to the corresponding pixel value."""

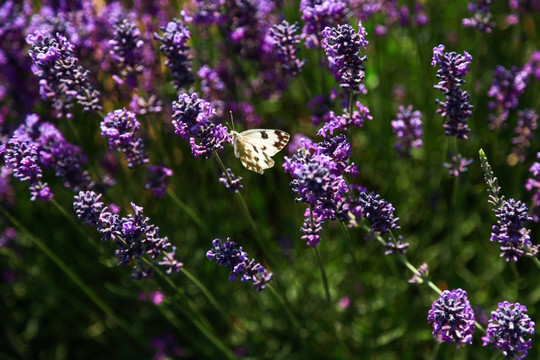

left=230, top=129, right=290, bottom=174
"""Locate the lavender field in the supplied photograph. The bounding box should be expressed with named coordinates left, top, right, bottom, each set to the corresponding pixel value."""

left=1, top=0, right=540, bottom=359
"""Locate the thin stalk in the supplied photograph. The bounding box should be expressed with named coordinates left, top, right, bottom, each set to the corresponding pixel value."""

left=1, top=207, right=147, bottom=349
left=166, top=188, right=205, bottom=229
left=314, top=246, right=331, bottom=303
left=267, top=283, right=303, bottom=332
left=181, top=268, right=229, bottom=320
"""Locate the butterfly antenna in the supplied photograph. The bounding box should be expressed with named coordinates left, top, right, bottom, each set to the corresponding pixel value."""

left=230, top=111, right=236, bottom=131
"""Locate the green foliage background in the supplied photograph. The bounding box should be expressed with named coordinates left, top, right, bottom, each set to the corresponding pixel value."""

left=1, top=0, right=540, bottom=359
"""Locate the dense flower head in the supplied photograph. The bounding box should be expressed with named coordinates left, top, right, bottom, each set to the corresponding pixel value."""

left=525, top=153, right=540, bottom=221
left=482, top=301, right=535, bottom=359
left=300, top=0, right=349, bottom=49
left=357, top=191, right=400, bottom=235
left=444, top=153, right=473, bottom=177
left=391, top=105, right=423, bottom=157
left=171, top=93, right=229, bottom=159
left=490, top=198, right=538, bottom=261
left=154, top=16, right=194, bottom=89
left=101, top=108, right=148, bottom=168
left=511, top=109, right=538, bottom=162
left=322, top=22, right=368, bottom=92
left=268, top=20, right=305, bottom=77
left=432, top=45, right=473, bottom=139
left=26, top=29, right=101, bottom=118
left=318, top=101, right=372, bottom=137
left=462, top=0, right=495, bottom=33
left=487, top=65, right=529, bottom=129
left=206, top=238, right=273, bottom=291
left=1, top=135, right=42, bottom=183
left=73, top=190, right=104, bottom=227
left=145, top=166, right=173, bottom=198
left=316, top=134, right=359, bottom=176
left=219, top=168, right=243, bottom=193
left=427, top=289, right=475, bottom=346
left=109, top=18, right=144, bottom=85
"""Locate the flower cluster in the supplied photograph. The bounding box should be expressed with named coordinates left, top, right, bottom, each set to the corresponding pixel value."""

left=357, top=191, right=400, bottom=235
left=268, top=20, right=305, bottom=77
left=487, top=65, right=529, bottom=129
left=100, top=108, right=149, bottom=168
left=206, top=238, right=273, bottom=291
left=26, top=29, right=101, bottom=119
left=145, top=166, right=173, bottom=198
left=300, top=0, right=349, bottom=49
left=524, top=51, right=540, bottom=81
left=432, top=44, right=473, bottom=139
left=391, top=105, right=423, bottom=157
left=322, top=22, right=368, bottom=92
left=462, top=0, right=495, bottom=33
left=109, top=18, right=144, bottom=86
left=219, top=168, right=243, bottom=193
left=171, top=93, right=229, bottom=159
left=482, top=301, right=535, bottom=360
left=73, top=192, right=183, bottom=279
left=408, top=263, right=429, bottom=284
left=318, top=101, right=372, bottom=137
left=444, top=153, right=473, bottom=177
left=384, top=235, right=409, bottom=255
left=427, top=289, right=475, bottom=347
left=525, top=153, right=540, bottom=221
left=154, top=16, right=194, bottom=89
left=511, top=109, right=538, bottom=162
left=350, top=1, right=429, bottom=33
left=490, top=198, right=538, bottom=262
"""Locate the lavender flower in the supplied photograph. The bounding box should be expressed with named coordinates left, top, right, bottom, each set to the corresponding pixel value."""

left=357, top=191, right=400, bottom=235
left=462, top=0, right=495, bottom=33
left=154, top=17, right=194, bottom=89
left=444, top=153, right=473, bottom=177
left=409, top=263, right=429, bottom=284
left=191, top=0, right=225, bottom=25
left=487, top=65, right=529, bottom=129
left=300, top=0, right=349, bottom=49
left=145, top=166, right=173, bottom=198
left=482, top=301, right=535, bottom=359
left=391, top=105, right=423, bottom=157
left=219, top=168, right=243, bottom=193
left=300, top=209, right=323, bottom=247
left=268, top=20, right=305, bottom=77
left=490, top=198, right=538, bottom=262
left=427, top=289, right=475, bottom=346
left=524, top=51, right=540, bottom=80
left=26, top=30, right=101, bottom=118
left=318, top=101, right=372, bottom=137
left=432, top=45, right=473, bottom=139
left=109, top=18, right=144, bottom=86
left=206, top=238, right=273, bottom=291
left=525, top=153, right=540, bottom=221
left=384, top=235, right=409, bottom=255
left=129, top=94, right=163, bottom=115
left=171, top=93, right=229, bottom=159
left=322, top=22, right=369, bottom=92
left=100, top=108, right=149, bottom=168
left=73, top=190, right=104, bottom=227
left=511, top=109, right=538, bottom=162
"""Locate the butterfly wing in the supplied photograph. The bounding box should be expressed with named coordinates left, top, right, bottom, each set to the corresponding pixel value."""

left=233, top=129, right=290, bottom=174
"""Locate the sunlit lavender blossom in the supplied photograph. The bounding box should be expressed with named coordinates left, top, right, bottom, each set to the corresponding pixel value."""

left=490, top=198, right=538, bottom=261
left=101, top=108, right=149, bottom=168
left=444, top=153, right=473, bottom=177
left=409, top=262, right=428, bottom=284
left=482, top=301, right=535, bottom=360
left=427, top=289, right=475, bottom=346
left=269, top=20, right=305, bottom=77
left=462, top=0, right=495, bottom=33
left=73, top=190, right=104, bottom=227
left=318, top=101, right=372, bottom=137
left=487, top=65, right=529, bottom=129
left=390, top=105, right=423, bottom=157
left=525, top=153, right=540, bottom=221
left=384, top=235, right=409, bottom=255
left=300, top=0, right=349, bottom=49
left=317, top=134, right=359, bottom=176
left=322, top=22, right=368, bottom=92
left=524, top=51, right=540, bottom=80
left=206, top=238, right=273, bottom=291
left=171, top=93, right=229, bottom=159
left=26, top=30, right=101, bottom=118
left=109, top=18, right=144, bottom=86
left=286, top=134, right=312, bottom=155
left=432, top=45, right=473, bottom=139
left=358, top=191, right=400, bottom=235
left=145, top=166, right=173, bottom=198
left=219, top=168, right=243, bottom=193
left=300, top=208, right=323, bottom=247
left=511, top=109, right=538, bottom=162
left=154, top=16, right=194, bottom=89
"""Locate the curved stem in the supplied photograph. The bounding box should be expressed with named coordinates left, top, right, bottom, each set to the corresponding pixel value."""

left=166, top=188, right=205, bottom=229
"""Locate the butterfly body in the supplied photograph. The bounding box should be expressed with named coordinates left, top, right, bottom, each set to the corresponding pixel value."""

left=230, top=129, right=290, bottom=174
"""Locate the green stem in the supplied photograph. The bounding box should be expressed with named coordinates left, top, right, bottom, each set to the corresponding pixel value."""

left=1, top=207, right=147, bottom=349
left=314, top=246, right=331, bottom=303
left=166, top=188, right=205, bottom=229
left=181, top=268, right=229, bottom=319
left=532, top=257, right=540, bottom=270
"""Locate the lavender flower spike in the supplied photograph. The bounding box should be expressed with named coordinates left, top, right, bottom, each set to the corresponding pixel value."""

left=391, top=105, right=423, bottom=157
left=109, top=18, right=144, bottom=86
left=427, top=289, right=475, bottom=347
left=357, top=191, right=400, bottom=235
left=219, top=168, right=243, bottom=193
left=269, top=20, right=305, bottom=77
left=482, top=301, right=535, bottom=360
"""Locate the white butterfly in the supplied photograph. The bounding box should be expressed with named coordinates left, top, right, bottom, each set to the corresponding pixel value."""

left=230, top=129, right=290, bottom=174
